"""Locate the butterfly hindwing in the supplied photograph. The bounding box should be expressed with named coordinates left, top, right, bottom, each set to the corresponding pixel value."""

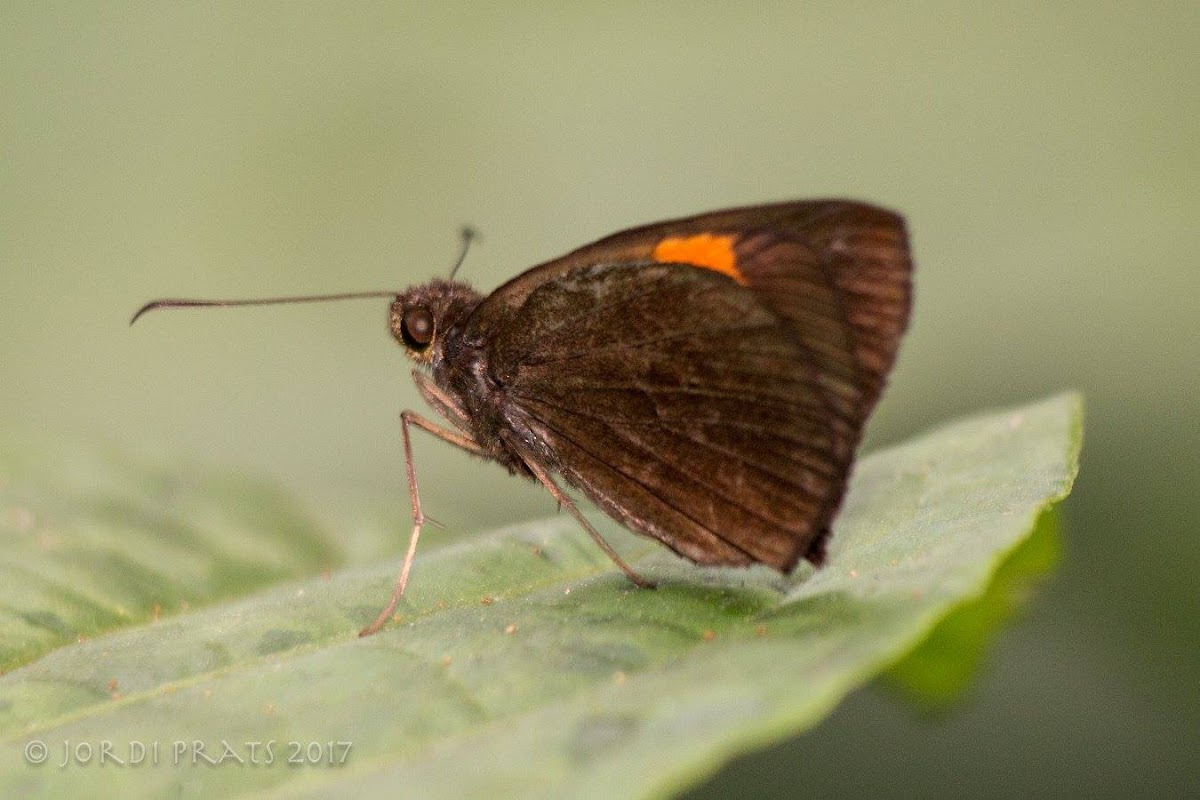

left=483, top=263, right=841, bottom=569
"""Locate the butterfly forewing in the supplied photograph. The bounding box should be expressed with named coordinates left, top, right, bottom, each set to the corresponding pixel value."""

left=461, top=200, right=911, bottom=571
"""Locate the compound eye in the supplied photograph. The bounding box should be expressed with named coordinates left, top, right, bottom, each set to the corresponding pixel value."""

left=401, top=307, right=434, bottom=349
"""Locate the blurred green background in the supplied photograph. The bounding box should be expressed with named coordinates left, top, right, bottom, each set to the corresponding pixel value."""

left=2, top=3, right=1196, bottom=796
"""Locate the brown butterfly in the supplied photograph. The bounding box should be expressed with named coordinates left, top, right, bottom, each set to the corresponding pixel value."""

left=134, top=200, right=912, bottom=636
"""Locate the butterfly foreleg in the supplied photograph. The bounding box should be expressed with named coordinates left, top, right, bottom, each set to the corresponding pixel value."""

left=359, top=409, right=486, bottom=637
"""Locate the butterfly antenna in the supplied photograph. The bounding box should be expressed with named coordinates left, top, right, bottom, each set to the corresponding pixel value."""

left=447, top=226, right=478, bottom=281
left=130, top=291, right=400, bottom=326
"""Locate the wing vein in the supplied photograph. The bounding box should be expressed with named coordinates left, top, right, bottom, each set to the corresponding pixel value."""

left=518, top=319, right=781, bottom=368
left=520, top=409, right=765, bottom=562
left=519, top=392, right=838, bottom=496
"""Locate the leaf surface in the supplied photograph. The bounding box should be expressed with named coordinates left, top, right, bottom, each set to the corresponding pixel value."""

left=0, top=393, right=1082, bottom=798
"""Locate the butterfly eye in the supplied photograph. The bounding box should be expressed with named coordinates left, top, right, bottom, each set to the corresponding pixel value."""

left=401, top=307, right=435, bottom=349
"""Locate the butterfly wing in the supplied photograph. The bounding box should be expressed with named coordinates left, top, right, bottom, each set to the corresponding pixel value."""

left=464, top=200, right=912, bottom=570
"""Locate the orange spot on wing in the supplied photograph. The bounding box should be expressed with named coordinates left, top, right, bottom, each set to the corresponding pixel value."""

left=653, top=234, right=745, bottom=284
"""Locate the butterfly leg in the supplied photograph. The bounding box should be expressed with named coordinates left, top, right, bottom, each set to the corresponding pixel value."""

left=503, top=432, right=656, bottom=590
left=359, top=410, right=486, bottom=637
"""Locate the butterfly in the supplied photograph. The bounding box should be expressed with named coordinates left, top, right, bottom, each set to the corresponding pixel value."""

left=134, top=199, right=913, bottom=636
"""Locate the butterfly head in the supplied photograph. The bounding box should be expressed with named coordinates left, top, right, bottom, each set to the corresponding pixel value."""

left=390, top=279, right=482, bottom=366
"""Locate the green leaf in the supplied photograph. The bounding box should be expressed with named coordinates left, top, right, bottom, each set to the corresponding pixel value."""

left=0, top=393, right=1081, bottom=797
left=883, top=507, right=1062, bottom=708
left=0, top=439, right=340, bottom=672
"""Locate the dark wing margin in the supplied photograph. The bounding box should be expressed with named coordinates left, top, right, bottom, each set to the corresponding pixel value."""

left=463, top=200, right=912, bottom=571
